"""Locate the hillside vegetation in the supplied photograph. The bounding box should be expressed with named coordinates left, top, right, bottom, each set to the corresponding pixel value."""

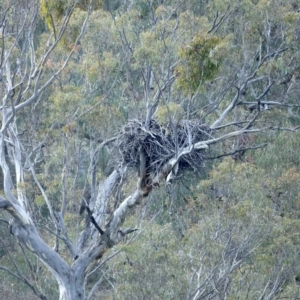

left=1, top=0, right=300, bottom=299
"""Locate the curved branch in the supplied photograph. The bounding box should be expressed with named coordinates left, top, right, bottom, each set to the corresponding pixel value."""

left=0, top=218, right=8, bottom=224
left=0, top=266, right=47, bottom=300
left=207, top=143, right=268, bottom=160
left=0, top=196, right=32, bottom=225
left=238, top=101, right=300, bottom=108
left=0, top=197, right=11, bottom=209
left=0, top=237, right=47, bottom=299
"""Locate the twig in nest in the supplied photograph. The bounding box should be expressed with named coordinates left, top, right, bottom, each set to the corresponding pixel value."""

left=116, top=119, right=210, bottom=175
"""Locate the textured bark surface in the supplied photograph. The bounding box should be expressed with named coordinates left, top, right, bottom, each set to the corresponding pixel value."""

left=0, top=1, right=299, bottom=299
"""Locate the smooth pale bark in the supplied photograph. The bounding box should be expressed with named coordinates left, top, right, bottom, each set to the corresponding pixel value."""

left=0, top=3, right=93, bottom=299
left=0, top=113, right=266, bottom=300
left=1, top=195, right=104, bottom=300
left=0, top=2, right=291, bottom=299
left=0, top=199, right=77, bottom=299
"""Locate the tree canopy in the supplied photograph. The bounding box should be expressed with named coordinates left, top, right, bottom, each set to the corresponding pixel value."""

left=1, top=0, right=300, bottom=299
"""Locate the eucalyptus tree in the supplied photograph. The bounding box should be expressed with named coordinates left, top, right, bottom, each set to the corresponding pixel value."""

left=0, top=0, right=300, bottom=299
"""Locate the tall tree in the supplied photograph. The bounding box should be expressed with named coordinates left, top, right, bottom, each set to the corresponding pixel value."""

left=1, top=0, right=300, bottom=299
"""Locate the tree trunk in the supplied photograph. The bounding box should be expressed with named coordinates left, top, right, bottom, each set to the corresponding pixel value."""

left=57, top=276, right=85, bottom=300
left=5, top=206, right=85, bottom=300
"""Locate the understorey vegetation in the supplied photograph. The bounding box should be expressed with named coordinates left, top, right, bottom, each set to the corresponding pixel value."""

left=1, top=0, right=300, bottom=299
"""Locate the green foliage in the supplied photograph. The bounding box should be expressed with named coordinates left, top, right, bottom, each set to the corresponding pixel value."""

left=176, top=33, right=228, bottom=94
left=4, top=0, right=300, bottom=298
left=155, top=102, right=185, bottom=124
left=133, top=31, right=165, bottom=68
left=39, top=0, right=103, bottom=28
left=39, top=0, right=66, bottom=24
left=112, top=224, right=189, bottom=300
left=110, top=131, right=300, bottom=297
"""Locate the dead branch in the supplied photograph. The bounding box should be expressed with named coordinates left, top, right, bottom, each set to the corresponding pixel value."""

left=116, top=119, right=210, bottom=175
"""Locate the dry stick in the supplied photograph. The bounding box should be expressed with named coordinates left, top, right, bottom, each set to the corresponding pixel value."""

left=207, top=143, right=268, bottom=160
left=85, top=205, right=104, bottom=235
left=0, top=237, right=47, bottom=299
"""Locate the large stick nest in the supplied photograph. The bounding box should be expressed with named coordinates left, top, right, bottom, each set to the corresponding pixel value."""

left=116, top=119, right=210, bottom=174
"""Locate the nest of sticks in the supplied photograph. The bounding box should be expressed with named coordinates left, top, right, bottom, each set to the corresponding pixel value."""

left=116, top=119, right=210, bottom=175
